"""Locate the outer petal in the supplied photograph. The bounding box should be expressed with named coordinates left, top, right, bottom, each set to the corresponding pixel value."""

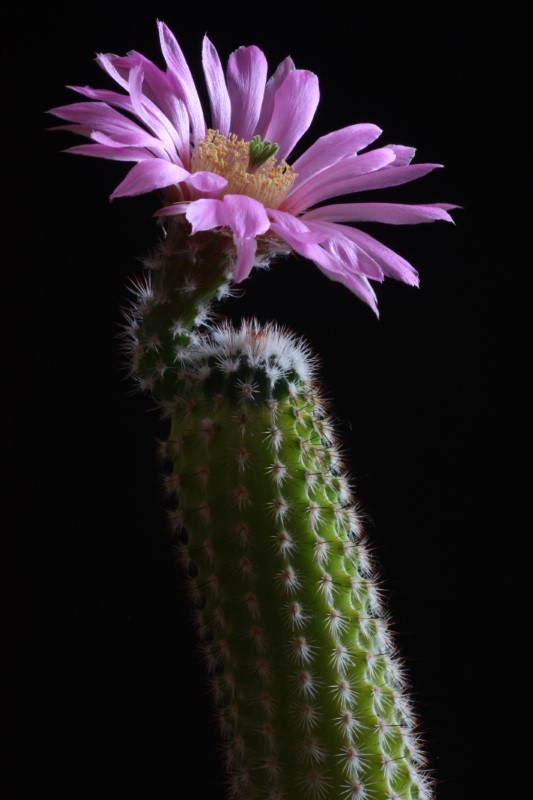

left=319, top=162, right=443, bottom=196
left=48, top=102, right=142, bottom=134
left=155, top=201, right=191, bottom=217
left=158, top=20, right=206, bottom=144
left=221, top=194, right=270, bottom=240
left=268, top=212, right=338, bottom=268
left=91, top=128, right=169, bottom=153
left=291, top=124, right=383, bottom=188
left=283, top=149, right=397, bottom=213
left=183, top=194, right=270, bottom=243
left=269, top=213, right=380, bottom=314
left=256, top=56, right=295, bottom=136
left=267, top=209, right=327, bottom=245
left=227, top=46, right=268, bottom=140
left=202, top=35, right=231, bottom=135
left=315, top=222, right=419, bottom=286
left=95, top=53, right=129, bottom=90
left=303, top=202, right=456, bottom=225
left=385, top=145, right=416, bottom=166
left=67, top=85, right=136, bottom=112
left=264, top=70, right=320, bottom=162
left=234, top=237, right=258, bottom=282
left=65, top=144, right=149, bottom=162
left=186, top=171, right=228, bottom=197
left=185, top=198, right=227, bottom=233
left=127, top=62, right=180, bottom=163
left=316, top=267, right=380, bottom=315
left=118, top=53, right=191, bottom=164
left=110, top=159, right=190, bottom=199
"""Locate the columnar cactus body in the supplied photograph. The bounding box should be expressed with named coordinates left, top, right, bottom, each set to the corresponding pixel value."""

left=125, top=221, right=430, bottom=800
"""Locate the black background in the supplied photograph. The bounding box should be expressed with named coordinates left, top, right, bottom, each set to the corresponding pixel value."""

left=3, top=6, right=520, bottom=799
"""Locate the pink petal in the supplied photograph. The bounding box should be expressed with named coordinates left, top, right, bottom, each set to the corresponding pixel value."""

left=185, top=198, right=227, bottom=233
left=234, top=237, right=258, bottom=282
left=318, top=268, right=380, bottom=315
left=227, top=45, right=268, bottom=141
left=291, top=124, right=383, bottom=188
left=267, top=213, right=336, bottom=267
left=110, top=159, right=190, bottom=199
left=115, top=54, right=191, bottom=165
left=126, top=62, right=181, bottom=164
left=67, top=85, right=135, bottom=113
left=183, top=195, right=269, bottom=276
left=96, top=53, right=129, bottom=90
left=158, top=21, right=206, bottom=144
left=155, top=202, right=191, bottom=217
left=49, top=102, right=141, bottom=134
left=325, top=162, right=443, bottom=196
left=284, top=148, right=397, bottom=213
left=385, top=145, right=416, bottom=166
left=268, top=213, right=379, bottom=314
left=186, top=171, right=227, bottom=197
left=302, top=202, right=456, bottom=225
left=91, top=128, right=168, bottom=154
left=202, top=35, right=231, bottom=136
left=267, top=209, right=327, bottom=244
left=220, top=194, right=270, bottom=240
left=320, top=222, right=419, bottom=285
left=256, top=56, right=295, bottom=136
left=317, top=228, right=384, bottom=281
left=65, top=143, right=150, bottom=162
left=264, top=70, right=319, bottom=162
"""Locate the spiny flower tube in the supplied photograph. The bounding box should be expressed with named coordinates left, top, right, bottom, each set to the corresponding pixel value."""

left=51, top=22, right=454, bottom=800
left=50, top=20, right=455, bottom=314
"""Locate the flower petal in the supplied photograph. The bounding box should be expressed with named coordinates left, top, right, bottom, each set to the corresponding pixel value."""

left=65, top=143, right=150, bottom=162
left=303, top=220, right=384, bottom=281
left=317, top=267, right=380, bottom=315
left=326, top=162, right=443, bottom=196
left=116, top=53, right=191, bottom=165
left=186, top=171, right=228, bottom=197
left=158, top=20, right=206, bottom=144
left=269, top=212, right=380, bottom=314
left=284, top=148, right=397, bottom=213
left=318, top=222, right=419, bottom=285
left=184, top=198, right=227, bottom=233
left=234, top=237, right=258, bottom=282
left=95, top=53, right=129, bottom=90
left=91, top=128, right=168, bottom=153
left=256, top=56, right=295, bottom=136
left=48, top=102, right=141, bottom=134
left=264, top=70, right=319, bottom=162
left=268, top=212, right=336, bottom=267
left=227, top=45, right=268, bottom=140
left=385, top=145, right=416, bottom=166
left=67, top=85, right=135, bottom=112
left=291, top=124, right=383, bottom=188
left=126, top=62, right=181, bottom=164
left=202, top=35, right=231, bottom=136
left=267, top=209, right=327, bottom=244
left=110, top=159, right=190, bottom=199
left=220, top=194, right=270, bottom=240
left=155, top=201, right=191, bottom=217
left=303, top=202, right=456, bottom=225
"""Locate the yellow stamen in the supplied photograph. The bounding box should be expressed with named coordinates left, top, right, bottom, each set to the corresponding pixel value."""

left=191, top=130, right=296, bottom=209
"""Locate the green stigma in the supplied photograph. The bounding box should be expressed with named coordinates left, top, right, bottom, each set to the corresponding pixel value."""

left=248, top=135, right=279, bottom=169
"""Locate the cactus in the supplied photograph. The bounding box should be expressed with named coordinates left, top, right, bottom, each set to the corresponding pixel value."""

left=50, top=22, right=456, bottom=799
left=119, top=216, right=430, bottom=800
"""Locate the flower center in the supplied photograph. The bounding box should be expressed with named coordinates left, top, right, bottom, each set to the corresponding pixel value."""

left=191, top=129, right=296, bottom=209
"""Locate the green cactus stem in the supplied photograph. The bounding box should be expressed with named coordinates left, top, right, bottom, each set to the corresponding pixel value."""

left=125, top=218, right=430, bottom=800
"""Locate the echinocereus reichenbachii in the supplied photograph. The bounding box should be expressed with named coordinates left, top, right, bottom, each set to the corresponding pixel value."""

left=51, top=21, right=455, bottom=799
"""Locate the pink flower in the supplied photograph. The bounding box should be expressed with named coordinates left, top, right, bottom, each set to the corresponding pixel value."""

left=50, top=21, right=455, bottom=314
